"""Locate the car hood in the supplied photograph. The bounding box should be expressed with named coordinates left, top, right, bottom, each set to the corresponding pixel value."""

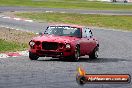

left=32, top=34, right=80, bottom=43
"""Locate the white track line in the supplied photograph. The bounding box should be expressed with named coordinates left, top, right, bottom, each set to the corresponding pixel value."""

left=25, top=20, right=33, bottom=22
left=45, top=11, right=53, bottom=13
left=60, top=11, right=66, bottom=13
left=0, top=54, right=9, bottom=58
left=3, top=16, right=11, bottom=19
left=1, top=15, right=33, bottom=22
left=13, top=17, right=21, bottom=20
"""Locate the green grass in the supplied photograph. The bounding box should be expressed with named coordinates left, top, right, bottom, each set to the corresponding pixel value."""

left=0, top=39, right=28, bottom=52
left=16, top=12, right=132, bottom=31
left=0, top=0, right=132, bottom=10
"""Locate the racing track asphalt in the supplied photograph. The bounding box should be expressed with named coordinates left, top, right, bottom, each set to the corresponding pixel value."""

left=0, top=6, right=132, bottom=88
left=0, top=6, right=132, bottom=15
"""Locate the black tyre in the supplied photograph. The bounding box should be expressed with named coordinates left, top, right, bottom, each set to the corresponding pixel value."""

left=72, top=45, right=80, bottom=61
left=89, top=46, right=99, bottom=59
left=29, top=52, right=39, bottom=60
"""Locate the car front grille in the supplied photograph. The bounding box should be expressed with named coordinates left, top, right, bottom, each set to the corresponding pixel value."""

left=42, top=42, right=58, bottom=50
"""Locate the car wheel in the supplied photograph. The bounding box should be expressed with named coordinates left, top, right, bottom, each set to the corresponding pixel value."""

left=29, top=52, right=39, bottom=60
left=89, top=46, right=99, bottom=59
left=73, top=45, right=80, bottom=61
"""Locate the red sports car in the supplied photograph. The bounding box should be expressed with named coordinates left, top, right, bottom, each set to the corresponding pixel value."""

left=29, top=24, right=99, bottom=61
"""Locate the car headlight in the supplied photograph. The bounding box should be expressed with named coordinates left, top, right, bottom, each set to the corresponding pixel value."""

left=66, top=43, right=71, bottom=49
left=29, top=41, right=35, bottom=46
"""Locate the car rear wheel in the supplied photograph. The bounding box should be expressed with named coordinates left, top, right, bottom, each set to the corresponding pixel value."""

left=89, top=46, right=99, bottom=59
left=29, top=52, right=39, bottom=60
left=72, top=45, right=80, bottom=61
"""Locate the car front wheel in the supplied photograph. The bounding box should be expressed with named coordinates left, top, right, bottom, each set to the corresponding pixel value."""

left=89, top=46, right=99, bottom=59
left=29, top=52, right=39, bottom=60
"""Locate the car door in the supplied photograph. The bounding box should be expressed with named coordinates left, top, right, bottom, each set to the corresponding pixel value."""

left=79, top=28, right=90, bottom=55
left=85, top=28, right=96, bottom=54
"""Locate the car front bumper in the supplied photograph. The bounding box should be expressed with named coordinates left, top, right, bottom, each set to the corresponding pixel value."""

left=29, top=49, right=74, bottom=58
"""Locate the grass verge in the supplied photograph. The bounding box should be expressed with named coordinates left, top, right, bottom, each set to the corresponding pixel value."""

left=0, top=39, right=27, bottom=53
left=16, top=12, right=132, bottom=31
left=0, top=0, right=132, bottom=10
left=0, top=27, right=36, bottom=53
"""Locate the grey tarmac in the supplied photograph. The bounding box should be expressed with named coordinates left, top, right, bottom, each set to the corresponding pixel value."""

left=0, top=6, right=132, bottom=88
left=0, top=25, right=132, bottom=88
left=0, top=6, right=132, bottom=15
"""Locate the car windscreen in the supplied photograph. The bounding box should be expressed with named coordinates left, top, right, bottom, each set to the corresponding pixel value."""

left=44, top=26, right=81, bottom=37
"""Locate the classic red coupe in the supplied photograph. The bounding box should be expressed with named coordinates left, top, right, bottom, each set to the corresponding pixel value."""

left=29, top=24, right=99, bottom=61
